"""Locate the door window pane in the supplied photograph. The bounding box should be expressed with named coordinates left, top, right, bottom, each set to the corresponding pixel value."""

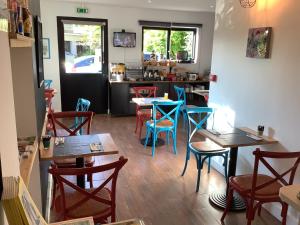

left=143, top=29, right=168, bottom=61
left=64, top=23, right=102, bottom=74
left=170, top=30, right=195, bottom=61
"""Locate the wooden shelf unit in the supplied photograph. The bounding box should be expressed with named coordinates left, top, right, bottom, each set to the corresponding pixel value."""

left=10, top=34, right=34, bottom=48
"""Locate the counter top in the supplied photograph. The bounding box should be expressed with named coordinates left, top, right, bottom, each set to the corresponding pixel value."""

left=110, top=79, right=209, bottom=84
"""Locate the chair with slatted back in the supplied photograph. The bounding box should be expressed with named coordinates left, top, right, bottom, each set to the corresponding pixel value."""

left=48, top=111, right=95, bottom=208
left=221, top=148, right=300, bottom=225
left=181, top=106, right=229, bottom=192
left=174, top=85, right=197, bottom=128
left=133, top=86, right=161, bottom=139
left=49, top=156, right=128, bottom=223
left=144, top=100, right=183, bottom=157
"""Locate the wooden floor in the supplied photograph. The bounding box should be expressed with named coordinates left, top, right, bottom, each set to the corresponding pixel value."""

left=50, top=115, right=281, bottom=225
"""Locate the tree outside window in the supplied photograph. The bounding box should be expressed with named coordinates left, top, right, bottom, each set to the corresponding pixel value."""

left=143, top=27, right=196, bottom=63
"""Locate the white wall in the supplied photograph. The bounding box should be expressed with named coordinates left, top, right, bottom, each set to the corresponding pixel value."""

left=0, top=31, right=20, bottom=225
left=40, top=0, right=215, bottom=111
left=209, top=0, right=300, bottom=224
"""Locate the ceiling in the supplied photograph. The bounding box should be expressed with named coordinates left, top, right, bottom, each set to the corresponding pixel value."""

left=57, top=0, right=216, bottom=12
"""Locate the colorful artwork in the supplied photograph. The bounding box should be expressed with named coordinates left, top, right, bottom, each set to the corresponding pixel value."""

left=246, top=27, right=272, bottom=58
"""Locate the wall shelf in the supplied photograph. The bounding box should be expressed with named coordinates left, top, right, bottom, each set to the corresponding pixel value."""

left=10, top=34, right=34, bottom=48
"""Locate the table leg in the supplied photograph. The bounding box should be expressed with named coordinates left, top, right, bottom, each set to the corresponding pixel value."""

left=76, top=157, right=85, bottom=188
left=209, top=147, right=246, bottom=211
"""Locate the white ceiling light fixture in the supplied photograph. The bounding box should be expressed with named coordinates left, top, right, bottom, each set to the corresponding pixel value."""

left=148, top=0, right=152, bottom=4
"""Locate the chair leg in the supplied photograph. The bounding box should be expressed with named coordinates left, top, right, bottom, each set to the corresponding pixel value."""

left=221, top=187, right=234, bottom=221
left=208, top=157, right=211, bottom=173
left=144, top=127, right=150, bottom=148
left=151, top=132, right=157, bottom=157
left=166, top=131, right=170, bottom=145
left=181, top=146, right=190, bottom=176
left=195, top=154, right=202, bottom=192
left=139, top=120, right=144, bottom=139
left=51, top=176, right=57, bottom=209
left=172, top=131, right=177, bottom=155
left=257, top=204, right=262, bottom=216
left=88, top=174, right=93, bottom=188
left=281, top=203, right=288, bottom=225
left=135, top=115, right=139, bottom=133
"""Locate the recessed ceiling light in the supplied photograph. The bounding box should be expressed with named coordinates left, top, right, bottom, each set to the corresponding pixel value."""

left=148, top=0, right=152, bottom=3
left=210, top=5, right=214, bottom=8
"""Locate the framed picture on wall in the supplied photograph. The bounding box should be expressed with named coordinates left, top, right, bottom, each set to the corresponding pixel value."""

left=246, top=27, right=272, bottom=59
left=42, top=38, right=51, bottom=59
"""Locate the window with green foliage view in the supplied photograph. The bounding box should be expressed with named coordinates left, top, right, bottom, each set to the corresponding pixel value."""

left=143, top=27, right=196, bottom=62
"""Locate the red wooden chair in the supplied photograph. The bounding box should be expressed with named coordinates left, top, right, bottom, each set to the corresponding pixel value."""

left=49, top=156, right=128, bottom=223
left=133, top=86, right=161, bottom=139
left=221, top=148, right=300, bottom=225
left=48, top=111, right=95, bottom=207
left=45, top=89, right=55, bottom=131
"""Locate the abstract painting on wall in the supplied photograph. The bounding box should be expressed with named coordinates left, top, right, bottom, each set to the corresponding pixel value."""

left=246, top=27, right=272, bottom=58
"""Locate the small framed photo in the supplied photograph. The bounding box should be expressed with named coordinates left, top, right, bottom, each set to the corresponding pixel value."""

left=42, top=38, right=50, bottom=59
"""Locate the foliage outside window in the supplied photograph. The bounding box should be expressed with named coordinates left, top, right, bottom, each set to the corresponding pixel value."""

left=143, top=27, right=197, bottom=63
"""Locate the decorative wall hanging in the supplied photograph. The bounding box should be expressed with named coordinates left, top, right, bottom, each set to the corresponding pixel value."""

left=246, top=27, right=272, bottom=59
left=240, top=0, right=256, bottom=8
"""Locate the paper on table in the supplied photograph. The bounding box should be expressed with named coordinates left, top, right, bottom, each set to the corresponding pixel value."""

left=90, top=143, right=104, bottom=152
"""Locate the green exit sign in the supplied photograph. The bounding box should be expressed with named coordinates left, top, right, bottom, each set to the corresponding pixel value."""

left=77, top=8, right=88, bottom=14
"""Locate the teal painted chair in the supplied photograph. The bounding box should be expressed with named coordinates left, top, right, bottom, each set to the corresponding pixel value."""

left=44, top=79, right=53, bottom=89
left=144, top=100, right=183, bottom=157
left=181, top=106, right=230, bottom=192
left=73, top=98, right=91, bottom=135
left=174, top=85, right=196, bottom=128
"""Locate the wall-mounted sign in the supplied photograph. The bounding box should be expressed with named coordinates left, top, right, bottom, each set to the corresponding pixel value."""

left=76, top=7, right=88, bottom=14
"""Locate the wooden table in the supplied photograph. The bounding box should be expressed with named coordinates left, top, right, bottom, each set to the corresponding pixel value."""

left=279, top=184, right=300, bottom=211
left=40, top=133, right=119, bottom=188
left=132, top=97, right=173, bottom=146
left=199, top=127, right=278, bottom=211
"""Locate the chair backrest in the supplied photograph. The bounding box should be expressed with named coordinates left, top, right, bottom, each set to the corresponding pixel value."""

left=48, top=111, right=94, bottom=137
left=185, top=107, right=213, bottom=142
left=44, top=79, right=53, bottom=89
left=74, top=98, right=91, bottom=134
left=49, top=156, right=128, bottom=220
left=133, top=86, right=158, bottom=98
left=174, top=85, right=186, bottom=105
left=75, top=98, right=91, bottom=112
left=249, top=148, right=300, bottom=199
left=152, top=100, right=183, bottom=130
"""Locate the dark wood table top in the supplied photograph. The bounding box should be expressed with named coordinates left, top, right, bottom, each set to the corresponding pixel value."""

left=40, top=133, right=119, bottom=160
left=198, top=127, right=278, bottom=148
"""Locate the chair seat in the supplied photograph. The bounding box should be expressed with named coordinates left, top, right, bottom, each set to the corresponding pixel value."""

left=147, top=119, right=173, bottom=128
left=137, top=109, right=161, bottom=119
left=190, top=141, right=226, bottom=153
left=230, top=174, right=283, bottom=199
left=54, top=156, right=94, bottom=166
left=55, top=187, right=111, bottom=219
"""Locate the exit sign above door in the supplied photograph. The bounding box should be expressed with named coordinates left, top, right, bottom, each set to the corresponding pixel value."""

left=76, top=7, right=88, bottom=14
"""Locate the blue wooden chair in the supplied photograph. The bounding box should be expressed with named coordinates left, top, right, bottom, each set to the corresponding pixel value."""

left=181, top=106, right=230, bottom=192
left=44, top=79, right=53, bottom=89
left=73, top=98, right=91, bottom=135
left=144, top=100, right=183, bottom=157
left=174, top=85, right=196, bottom=128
